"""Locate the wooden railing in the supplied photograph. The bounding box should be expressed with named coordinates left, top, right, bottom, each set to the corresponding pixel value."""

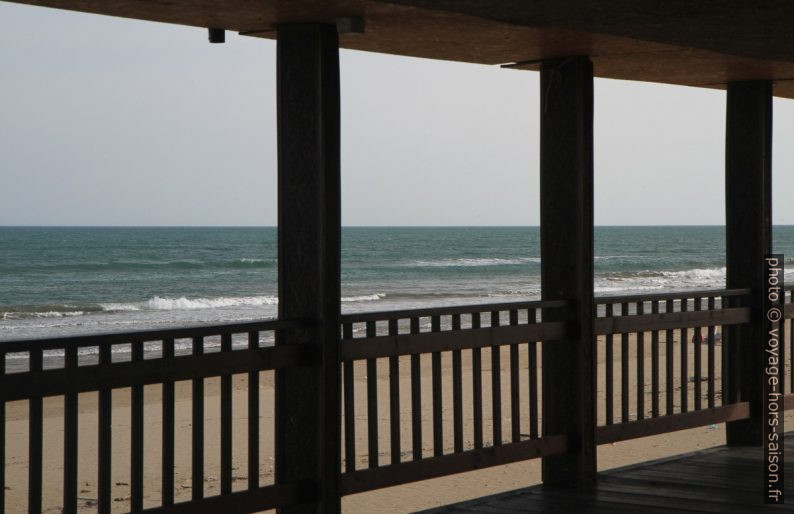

left=0, top=319, right=313, bottom=514
left=338, top=300, right=569, bottom=495
left=3, top=287, right=793, bottom=512
left=593, top=288, right=754, bottom=444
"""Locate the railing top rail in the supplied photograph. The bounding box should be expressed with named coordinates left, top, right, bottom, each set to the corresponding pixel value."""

left=594, top=287, right=751, bottom=305
left=339, top=299, right=569, bottom=323
left=0, top=317, right=305, bottom=353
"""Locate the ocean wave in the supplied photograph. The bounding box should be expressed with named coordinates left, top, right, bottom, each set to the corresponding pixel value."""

left=101, top=295, right=280, bottom=311
left=341, top=293, right=386, bottom=302
left=2, top=310, right=86, bottom=320
left=8, top=258, right=275, bottom=273
left=407, top=257, right=540, bottom=268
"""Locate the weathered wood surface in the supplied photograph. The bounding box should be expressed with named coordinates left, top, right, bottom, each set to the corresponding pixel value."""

left=421, top=431, right=794, bottom=513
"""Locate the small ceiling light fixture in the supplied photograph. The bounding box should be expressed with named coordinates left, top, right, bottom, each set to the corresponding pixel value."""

left=336, top=17, right=365, bottom=34
left=208, top=28, right=226, bottom=43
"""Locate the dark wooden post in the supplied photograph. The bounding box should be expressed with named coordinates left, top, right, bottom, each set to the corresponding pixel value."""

left=540, top=56, right=597, bottom=487
left=276, top=23, right=341, bottom=513
left=725, top=80, right=772, bottom=446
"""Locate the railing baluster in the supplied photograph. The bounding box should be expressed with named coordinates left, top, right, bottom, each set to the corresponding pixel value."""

left=636, top=301, right=645, bottom=420
left=28, top=349, right=43, bottom=514
left=509, top=309, right=520, bottom=443
left=651, top=301, right=660, bottom=418
left=621, top=302, right=629, bottom=423
left=162, top=338, right=175, bottom=505
left=431, top=316, right=443, bottom=457
left=247, top=331, right=260, bottom=488
left=0, top=352, right=5, bottom=514
left=342, top=323, right=355, bottom=472
left=528, top=309, right=538, bottom=439
left=666, top=299, right=675, bottom=415
left=680, top=298, right=689, bottom=413
left=490, top=311, right=502, bottom=445
left=784, top=291, right=794, bottom=393
left=410, top=317, right=422, bottom=460
left=98, top=344, right=112, bottom=514
left=220, top=333, right=233, bottom=495
left=366, top=321, right=378, bottom=468
left=707, top=298, right=716, bottom=409
left=63, top=345, right=78, bottom=514
left=472, top=313, right=483, bottom=449
left=605, top=303, right=614, bottom=425
left=131, top=341, right=144, bottom=512
left=451, top=314, right=463, bottom=453
left=388, top=319, right=401, bottom=465
left=192, top=337, right=204, bottom=500
left=694, top=298, right=703, bottom=411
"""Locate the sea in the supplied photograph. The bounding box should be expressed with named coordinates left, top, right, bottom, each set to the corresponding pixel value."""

left=2, top=226, right=794, bottom=342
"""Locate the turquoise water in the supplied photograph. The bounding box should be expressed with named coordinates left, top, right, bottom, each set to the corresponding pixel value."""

left=2, top=226, right=793, bottom=340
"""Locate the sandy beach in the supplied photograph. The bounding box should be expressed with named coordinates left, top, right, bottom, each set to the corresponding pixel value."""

left=4, top=332, right=791, bottom=513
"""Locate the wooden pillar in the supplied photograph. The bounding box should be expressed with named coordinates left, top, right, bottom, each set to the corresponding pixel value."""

left=540, top=56, right=597, bottom=487
left=725, top=80, right=772, bottom=446
left=276, top=23, right=341, bottom=513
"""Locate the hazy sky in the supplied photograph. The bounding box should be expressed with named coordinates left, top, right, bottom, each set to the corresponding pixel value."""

left=3, top=3, right=794, bottom=226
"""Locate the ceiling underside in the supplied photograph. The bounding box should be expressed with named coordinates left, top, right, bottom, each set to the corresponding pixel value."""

left=8, top=0, right=794, bottom=98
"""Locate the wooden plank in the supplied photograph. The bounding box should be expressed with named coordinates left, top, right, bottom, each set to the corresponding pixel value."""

left=339, top=299, right=568, bottom=324
left=605, top=303, right=614, bottom=425
left=340, top=321, right=568, bottom=361
left=491, top=311, right=502, bottom=446
left=366, top=321, right=378, bottom=468
left=593, top=288, right=750, bottom=306
left=340, top=435, right=567, bottom=495
left=0, top=354, right=4, bottom=514
left=452, top=315, right=463, bottom=453
left=388, top=319, right=401, bottom=465
left=0, top=345, right=314, bottom=401
left=528, top=311, right=538, bottom=440
left=666, top=300, right=675, bottom=416
left=276, top=22, right=342, bottom=512
left=192, top=337, right=204, bottom=501
left=694, top=298, right=703, bottom=411
left=651, top=301, right=660, bottom=418
left=98, top=344, right=112, bottom=514
left=63, top=345, right=78, bottom=514
left=636, top=301, right=645, bottom=420
left=342, top=323, right=355, bottom=474
left=596, top=402, right=750, bottom=444
left=510, top=310, right=520, bottom=443
left=131, top=340, right=144, bottom=511
left=28, top=349, right=43, bottom=514
left=0, top=318, right=303, bottom=354
left=220, top=333, right=233, bottom=495
left=725, top=80, right=772, bottom=446
left=680, top=299, right=689, bottom=413
left=162, top=338, right=175, bottom=505
left=472, top=313, right=483, bottom=449
left=621, top=303, right=630, bottom=423
left=539, top=55, right=596, bottom=487
left=594, top=307, right=750, bottom=335
left=707, top=298, right=716, bottom=409
left=247, top=332, right=260, bottom=490
left=432, top=316, right=443, bottom=457
left=410, top=318, right=422, bottom=460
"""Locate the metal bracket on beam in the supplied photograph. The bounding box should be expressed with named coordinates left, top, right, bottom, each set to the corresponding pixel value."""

left=208, top=28, right=226, bottom=43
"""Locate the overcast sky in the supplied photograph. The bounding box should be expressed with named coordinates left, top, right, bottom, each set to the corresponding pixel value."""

left=2, top=3, right=794, bottom=226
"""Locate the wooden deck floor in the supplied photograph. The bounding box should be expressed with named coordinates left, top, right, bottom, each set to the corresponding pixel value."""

left=420, top=433, right=794, bottom=513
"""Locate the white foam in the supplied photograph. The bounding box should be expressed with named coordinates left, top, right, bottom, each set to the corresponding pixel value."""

left=409, top=257, right=540, bottom=268
left=341, top=293, right=386, bottom=302
left=100, top=293, right=384, bottom=312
